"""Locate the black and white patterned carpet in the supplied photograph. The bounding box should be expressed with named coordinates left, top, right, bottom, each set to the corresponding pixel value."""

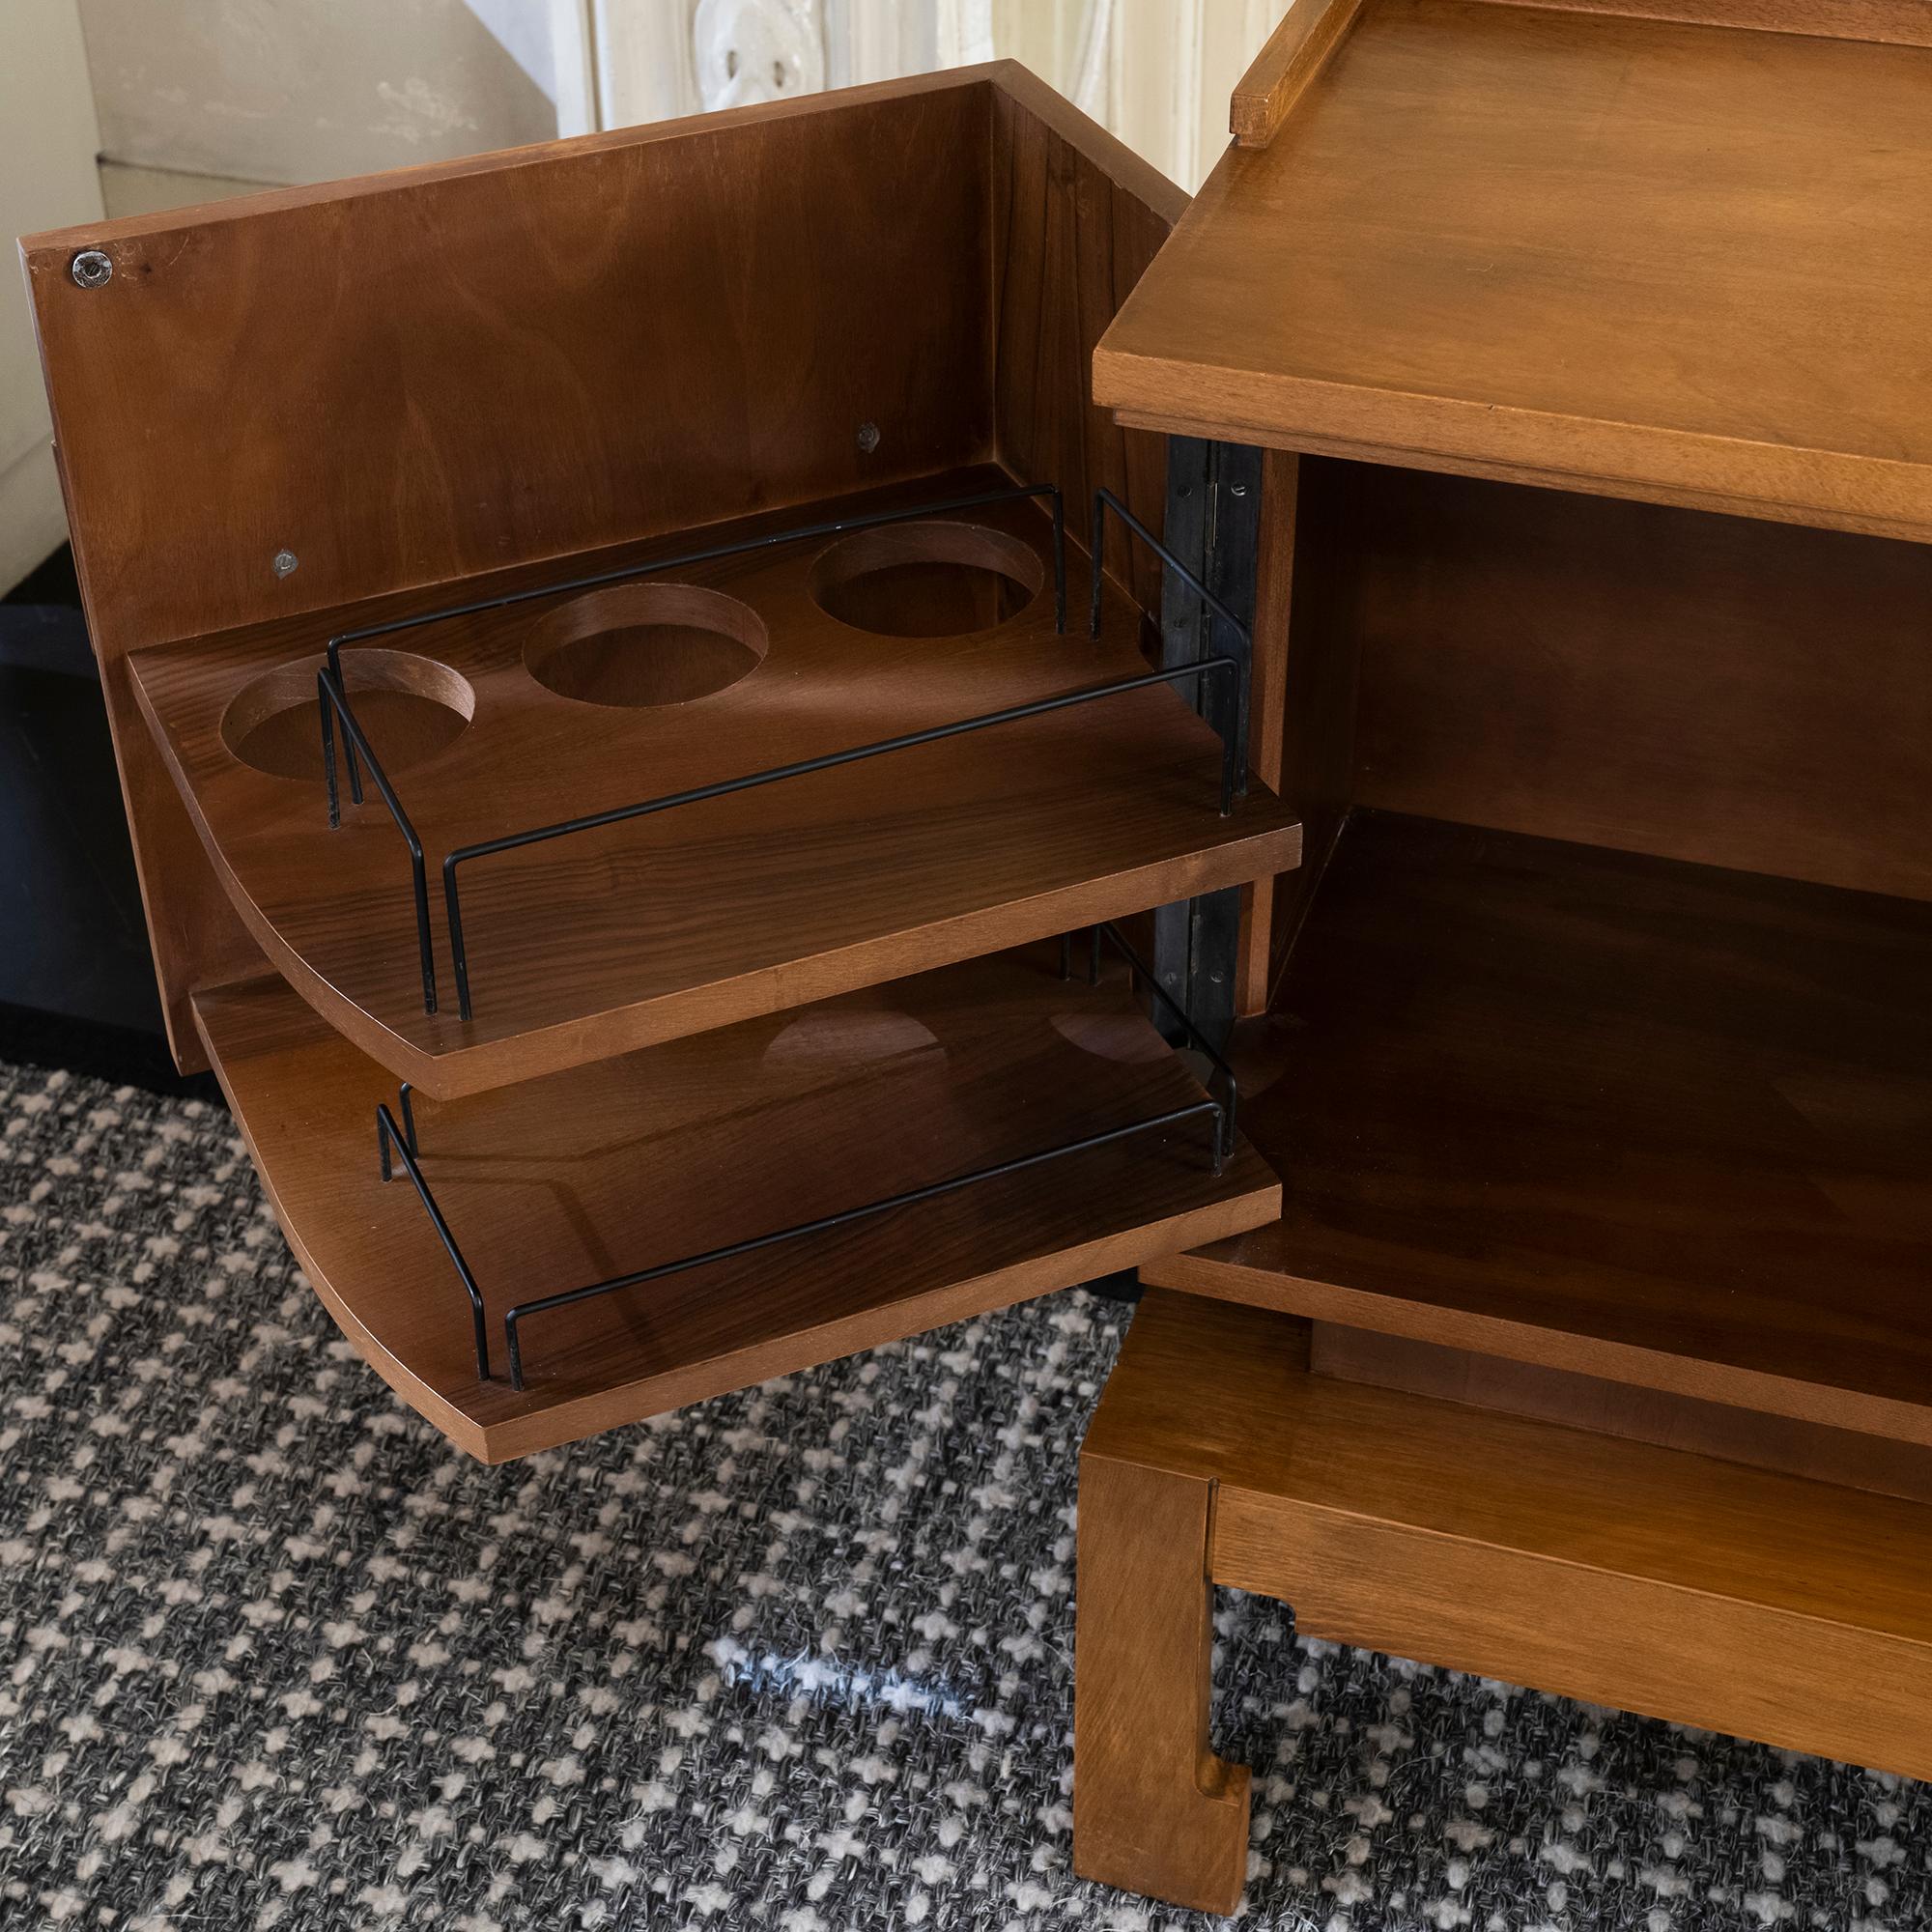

left=2, top=1059, right=1926, bottom=1931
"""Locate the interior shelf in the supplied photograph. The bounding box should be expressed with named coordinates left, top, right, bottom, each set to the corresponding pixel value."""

left=198, top=940, right=1279, bottom=1463
left=133, top=465, right=1300, bottom=1099
left=1144, top=810, right=1932, bottom=1442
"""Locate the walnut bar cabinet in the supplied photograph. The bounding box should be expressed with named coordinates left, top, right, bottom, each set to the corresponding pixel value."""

left=1075, top=0, right=1932, bottom=1913
left=20, top=69, right=1299, bottom=1461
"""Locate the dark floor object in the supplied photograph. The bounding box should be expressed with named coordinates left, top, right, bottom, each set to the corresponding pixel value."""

left=2, top=542, right=82, bottom=608
left=0, top=582, right=196, bottom=1094
left=0, top=1003, right=218, bottom=1099
left=1081, top=1267, right=1144, bottom=1305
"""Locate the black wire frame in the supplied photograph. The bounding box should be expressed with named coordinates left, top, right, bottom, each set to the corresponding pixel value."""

left=313, top=483, right=1252, bottom=1022
left=374, top=923, right=1236, bottom=1394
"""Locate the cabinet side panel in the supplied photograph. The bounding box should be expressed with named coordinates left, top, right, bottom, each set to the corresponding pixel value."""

left=1256, top=455, right=1361, bottom=1002
left=1341, top=464, right=1932, bottom=901
left=990, top=77, right=1180, bottom=632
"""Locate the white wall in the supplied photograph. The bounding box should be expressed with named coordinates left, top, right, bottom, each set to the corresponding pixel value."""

left=2, top=0, right=1282, bottom=592
left=2, top=0, right=105, bottom=594
left=593, top=0, right=1283, bottom=194
left=75, top=0, right=558, bottom=189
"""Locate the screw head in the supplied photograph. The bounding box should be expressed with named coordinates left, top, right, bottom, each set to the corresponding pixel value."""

left=272, top=549, right=299, bottom=578
left=71, top=250, right=112, bottom=290
left=856, top=420, right=881, bottom=455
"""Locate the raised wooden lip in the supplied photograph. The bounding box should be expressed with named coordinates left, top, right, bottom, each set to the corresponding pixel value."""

left=1230, top=0, right=1369, bottom=147
left=196, top=952, right=1281, bottom=1463
left=1230, top=0, right=1932, bottom=150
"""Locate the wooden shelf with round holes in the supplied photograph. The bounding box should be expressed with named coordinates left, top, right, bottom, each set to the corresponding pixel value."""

left=128, top=467, right=1299, bottom=1100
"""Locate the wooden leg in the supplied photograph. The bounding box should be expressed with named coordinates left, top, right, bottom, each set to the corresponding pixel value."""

left=1072, top=1448, right=1252, bottom=1914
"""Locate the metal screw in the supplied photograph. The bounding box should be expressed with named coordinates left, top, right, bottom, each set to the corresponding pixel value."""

left=272, top=549, right=299, bottom=579
left=71, top=250, right=112, bottom=290
left=856, top=420, right=881, bottom=455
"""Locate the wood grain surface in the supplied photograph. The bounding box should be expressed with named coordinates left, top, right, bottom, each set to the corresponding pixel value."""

left=1095, top=0, right=1932, bottom=539
left=1076, top=1291, right=1932, bottom=1910
left=23, top=67, right=1197, bottom=1070
left=197, top=946, right=1279, bottom=1463
left=1476, top=0, right=1932, bottom=44
left=1311, top=1321, right=1932, bottom=1506
left=135, top=469, right=1298, bottom=1097
left=1071, top=1453, right=1250, bottom=1915
left=22, top=76, right=989, bottom=651
left=1144, top=810, right=1932, bottom=1442
left=990, top=68, right=1183, bottom=627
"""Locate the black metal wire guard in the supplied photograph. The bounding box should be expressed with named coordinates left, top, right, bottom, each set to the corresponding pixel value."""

left=375, top=922, right=1241, bottom=1393
left=313, top=484, right=1253, bottom=1020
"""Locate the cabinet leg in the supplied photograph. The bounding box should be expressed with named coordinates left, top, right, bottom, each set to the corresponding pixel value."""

left=1072, top=1449, right=1252, bottom=1914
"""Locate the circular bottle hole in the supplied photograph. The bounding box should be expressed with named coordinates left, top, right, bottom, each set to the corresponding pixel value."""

left=221, top=649, right=475, bottom=782
left=524, top=583, right=767, bottom=708
left=808, top=520, right=1043, bottom=638
left=1051, top=1011, right=1173, bottom=1066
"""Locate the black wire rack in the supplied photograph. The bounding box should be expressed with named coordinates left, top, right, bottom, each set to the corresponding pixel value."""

left=374, top=922, right=1240, bottom=1392
left=313, top=483, right=1254, bottom=1020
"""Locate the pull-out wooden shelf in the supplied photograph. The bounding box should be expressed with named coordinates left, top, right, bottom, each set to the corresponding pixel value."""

left=134, top=469, right=1299, bottom=1099
left=198, top=943, right=1279, bottom=1463
left=1073, top=1291, right=1932, bottom=1913
left=1147, top=810, right=1932, bottom=1441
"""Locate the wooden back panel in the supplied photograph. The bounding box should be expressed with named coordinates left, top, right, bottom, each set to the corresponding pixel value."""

left=20, top=68, right=1184, bottom=1070
left=22, top=74, right=994, bottom=654
left=1319, top=461, right=1932, bottom=904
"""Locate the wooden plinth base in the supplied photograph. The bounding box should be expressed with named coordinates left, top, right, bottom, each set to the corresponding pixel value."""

left=1072, top=1289, right=1932, bottom=1916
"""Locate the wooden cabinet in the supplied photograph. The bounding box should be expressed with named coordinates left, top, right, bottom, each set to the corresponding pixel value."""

left=30, top=13, right=1926, bottom=1906
left=20, top=66, right=1297, bottom=1460
left=1074, top=0, right=1932, bottom=1911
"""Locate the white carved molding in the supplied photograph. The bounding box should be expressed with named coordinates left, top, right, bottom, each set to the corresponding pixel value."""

left=695, top=0, right=824, bottom=112
left=546, top=0, right=603, bottom=137
left=576, top=0, right=1283, bottom=193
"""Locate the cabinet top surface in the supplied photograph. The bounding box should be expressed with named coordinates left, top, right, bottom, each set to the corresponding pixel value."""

left=1095, top=0, right=1932, bottom=538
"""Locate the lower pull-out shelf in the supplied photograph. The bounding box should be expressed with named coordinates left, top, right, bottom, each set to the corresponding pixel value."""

left=196, top=943, right=1278, bottom=1462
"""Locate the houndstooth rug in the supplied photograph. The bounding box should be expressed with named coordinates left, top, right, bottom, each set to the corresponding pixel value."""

left=1, top=1060, right=1927, bottom=1932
